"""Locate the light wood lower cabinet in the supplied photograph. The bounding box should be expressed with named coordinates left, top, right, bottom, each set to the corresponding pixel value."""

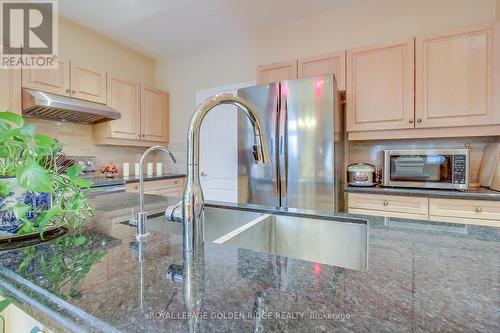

left=348, top=193, right=429, bottom=220
left=126, top=177, right=185, bottom=198
left=348, top=192, right=499, bottom=227
left=429, top=198, right=500, bottom=227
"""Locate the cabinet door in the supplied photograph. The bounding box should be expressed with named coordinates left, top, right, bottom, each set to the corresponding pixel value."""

left=141, top=86, right=168, bottom=142
left=21, top=59, right=69, bottom=96
left=415, top=24, right=499, bottom=128
left=158, top=186, right=183, bottom=198
left=70, top=62, right=107, bottom=104
left=107, top=75, right=141, bottom=140
left=298, top=51, right=346, bottom=90
left=346, top=39, right=415, bottom=132
left=257, top=60, right=297, bottom=85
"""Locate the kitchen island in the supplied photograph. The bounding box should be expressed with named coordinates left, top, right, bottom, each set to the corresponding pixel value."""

left=0, top=192, right=498, bottom=332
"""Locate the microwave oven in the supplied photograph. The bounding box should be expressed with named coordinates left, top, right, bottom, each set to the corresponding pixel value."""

left=383, top=149, right=470, bottom=190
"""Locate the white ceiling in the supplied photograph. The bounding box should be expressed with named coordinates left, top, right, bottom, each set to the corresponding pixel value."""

left=59, top=0, right=346, bottom=58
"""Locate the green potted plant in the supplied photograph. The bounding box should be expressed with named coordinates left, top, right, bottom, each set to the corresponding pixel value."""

left=0, top=111, right=93, bottom=238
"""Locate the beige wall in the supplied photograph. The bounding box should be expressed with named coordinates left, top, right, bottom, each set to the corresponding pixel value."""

left=0, top=17, right=161, bottom=173
left=156, top=0, right=497, bottom=148
left=497, top=0, right=500, bottom=19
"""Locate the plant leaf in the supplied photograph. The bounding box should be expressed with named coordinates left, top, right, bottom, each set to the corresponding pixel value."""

left=71, top=178, right=92, bottom=188
left=34, top=133, right=56, bottom=148
left=13, top=204, right=29, bottom=219
left=17, top=220, right=34, bottom=235
left=0, top=111, right=23, bottom=127
left=0, top=180, right=10, bottom=196
left=16, top=161, right=53, bottom=193
left=18, top=253, right=33, bottom=273
left=20, top=124, right=35, bottom=137
left=74, top=235, right=86, bottom=246
left=36, top=205, right=62, bottom=239
left=66, top=164, right=85, bottom=179
left=0, top=298, right=11, bottom=312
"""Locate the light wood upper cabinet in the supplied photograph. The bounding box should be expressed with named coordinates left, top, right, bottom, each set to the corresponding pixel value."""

left=141, top=85, right=168, bottom=142
left=93, top=76, right=169, bottom=146
left=257, top=60, right=297, bottom=84
left=346, top=39, right=415, bottom=132
left=70, top=62, right=106, bottom=104
left=298, top=51, right=346, bottom=90
left=415, top=23, right=499, bottom=128
left=105, top=75, right=141, bottom=140
left=21, top=59, right=69, bottom=96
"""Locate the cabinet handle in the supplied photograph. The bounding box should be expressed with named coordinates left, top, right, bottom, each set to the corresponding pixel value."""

left=409, top=119, right=414, bottom=124
left=475, top=207, right=482, bottom=213
left=417, top=119, right=422, bottom=123
left=72, top=90, right=76, bottom=94
left=383, top=200, right=389, bottom=206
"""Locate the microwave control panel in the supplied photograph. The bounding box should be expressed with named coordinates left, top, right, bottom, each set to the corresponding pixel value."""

left=453, top=155, right=467, bottom=184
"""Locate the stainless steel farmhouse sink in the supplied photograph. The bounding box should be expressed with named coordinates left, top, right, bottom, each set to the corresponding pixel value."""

left=147, top=207, right=265, bottom=242
left=148, top=207, right=368, bottom=271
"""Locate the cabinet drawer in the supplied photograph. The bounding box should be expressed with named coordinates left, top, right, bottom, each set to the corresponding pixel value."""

left=348, top=193, right=429, bottom=215
left=126, top=177, right=185, bottom=193
left=429, top=198, right=500, bottom=222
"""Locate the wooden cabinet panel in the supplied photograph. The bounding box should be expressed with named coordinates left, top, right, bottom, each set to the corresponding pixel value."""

left=298, top=51, right=346, bottom=90
left=348, top=193, right=429, bottom=216
left=415, top=24, right=499, bottom=128
left=157, top=186, right=183, bottom=198
left=126, top=178, right=185, bottom=193
left=21, top=59, right=69, bottom=96
left=346, top=39, right=415, bottom=132
left=70, top=62, right=106, bottom=104
left=429, top=198, right=500, bottom=223
left=257, top=60, right=297, bottom=85
left=141, top=86, right=168, bottom=142
left=106, top=76, right=141, bottom=140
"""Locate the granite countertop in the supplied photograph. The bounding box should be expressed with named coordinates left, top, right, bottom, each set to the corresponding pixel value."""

left=346, top=185, right=500, bottom=201
left=0, top=192, right=498, bottom=332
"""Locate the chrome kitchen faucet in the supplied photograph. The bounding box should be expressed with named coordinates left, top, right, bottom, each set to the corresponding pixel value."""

left=166, top=94, right=271, bottom=253
left=136, top=145, right=177, bottom=239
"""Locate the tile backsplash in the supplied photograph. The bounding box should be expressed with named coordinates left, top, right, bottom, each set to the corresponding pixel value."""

left=348, top=137, right=500, bottom=186
left=27, top=119, right=181, bottom=175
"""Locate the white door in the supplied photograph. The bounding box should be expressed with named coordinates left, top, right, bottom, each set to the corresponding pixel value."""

left=196, top=82, right=254, bottom=203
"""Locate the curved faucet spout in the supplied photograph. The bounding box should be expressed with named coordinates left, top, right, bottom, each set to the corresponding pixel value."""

left=183, top=94, right=271, bottom=253
left=136, top=145, right=176, bottom=239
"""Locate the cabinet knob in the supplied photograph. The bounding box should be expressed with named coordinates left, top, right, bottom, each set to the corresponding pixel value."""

left=475, top=207, right=482, bottom=213
left=72, top=90, right=76, bottom=94
left=417, top=119, right=422, bottom=123
left=383, top=200, right=389, bottom=206
left=65, top=89, right=71, bottom=94
left=409, top=119, right=414, bottom=124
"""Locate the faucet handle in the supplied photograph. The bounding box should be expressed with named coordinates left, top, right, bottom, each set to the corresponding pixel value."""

left=165, top=201, right=183, bottom=223
left=166, top=264, right=183, bottom=283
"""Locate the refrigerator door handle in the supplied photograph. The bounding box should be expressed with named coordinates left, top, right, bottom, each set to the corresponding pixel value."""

left=272, top=95, right=279, bottom=198
left=279, top=94, right=288, bottom=203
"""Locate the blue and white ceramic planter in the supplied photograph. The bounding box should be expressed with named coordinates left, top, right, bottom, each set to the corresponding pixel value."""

left=0, top=177, right=51, bottom=235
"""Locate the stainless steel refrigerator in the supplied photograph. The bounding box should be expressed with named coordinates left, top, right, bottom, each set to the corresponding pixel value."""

left=237, top=74, right=344, bottom=212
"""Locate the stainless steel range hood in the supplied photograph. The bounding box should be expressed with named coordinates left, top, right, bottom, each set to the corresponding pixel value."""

left=22, top=88, right=121, bottom=124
